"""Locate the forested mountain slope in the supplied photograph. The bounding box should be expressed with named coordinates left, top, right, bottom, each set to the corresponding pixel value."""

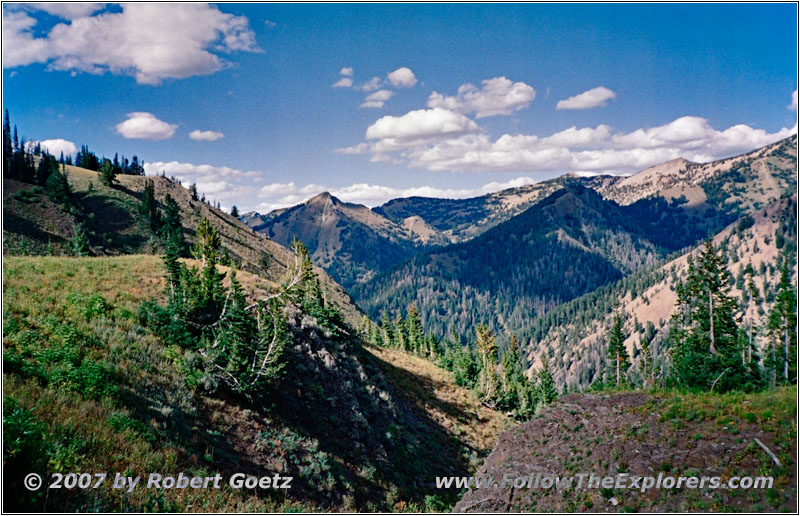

left=523, top=194, right=797, bottom=391
left=353, top=185, right=709, bottom=339
left=244, top=192, right=445, bottom=289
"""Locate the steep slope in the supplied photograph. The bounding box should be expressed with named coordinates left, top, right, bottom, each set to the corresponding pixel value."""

left=353, top=185, right=701, bottom=340
left=245, top=192, right=443, bottom=289
left=453, top=388, right=796, bottom=512
left=3, top=255, right=506, bottom=512
left=375, top=135, right=797, bottom=243
left=522, top=195, right=797, bottom=391
left=586, top=135, right=798, bottom=212
left=3, top=165, right=363, bottom=326
left=373, top=178, right=570, bottom=243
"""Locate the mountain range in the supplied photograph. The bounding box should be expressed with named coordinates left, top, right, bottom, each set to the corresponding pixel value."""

left=244, top=135, right=797, bottom=354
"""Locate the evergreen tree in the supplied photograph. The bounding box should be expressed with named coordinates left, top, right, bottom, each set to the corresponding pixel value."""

left=537, top=359, right=558, bottom=404
left=380, top=313, right=394, bottom=348
left=498, top=335, right=524, bottom=412
left=45, top=169, right=71, bottom=205
left=189, top=183, right=199, bottom=201
left=70, top=224, right=90, bottom=256
left=139, top=180, right=162, bottom=233
left=3, top=109, right=12, bottom=177
left=475, top=323, right=499, bottom=402
left=605, top=313, right=630, bottom=386
left=405, top=303, right=424, bottom=354
left=669, top=240, right=749, bottom=392
left=230, top=205, right=240, bottom=218
left=99, top=158, right=116, bottom=187
left=766, top=257, right=797, bottom=385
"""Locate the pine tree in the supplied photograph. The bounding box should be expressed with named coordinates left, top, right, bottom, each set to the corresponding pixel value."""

left=140, top=180, right=161, bottom=233
left=537, top=359, right=558, bottom=404
left=767, top=257, right=797, bottom=385
left=46, top=169, right=71, bottom=205
left=230, top=205, right=240, bottom=218
left=405, top=303, right=423, bottom=355
left=3, top=109, right=12, bottom=177
left=380, top=313, right=394, bottom=347
left=475, top=323, right=499, bottom=402
left=499, top=335, right=524, bottom=412
left=99, top=159, right=116, bottom=187
left=606, top=313, right=630, bottom=387
left=189, top=183, right=199, bottom=201
left=70, top=224, right=90, bottom=256
left=669, top=240, right=747, bottom=392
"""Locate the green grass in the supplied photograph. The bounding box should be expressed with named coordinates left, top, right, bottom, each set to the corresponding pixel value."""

left=1, top=256, right=310, bottom=512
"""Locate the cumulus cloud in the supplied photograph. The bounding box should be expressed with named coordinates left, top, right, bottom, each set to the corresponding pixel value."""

left=254, top=176, right=538, bottom=213
left=28, top=3, right=105, bottom=20
left=2, top=3, right=261, bottom=84
left=360, top=89, right=394, bottom=108
left=28, top=138, right=78, bottom=158
left=189, top=129, right=224, bottom=141
left=387, top=67, right=417, bottom=88
left=359, top=76, right=383, bottom=92
left=145, top=157, right=536, bottom=213
left=790, top=90, right=798, bottom=110
left=427, top=77, right=535, bottom=118
left=332, top=67, right=353, bottom=88
left=556, top=86, right=617, bottom=110
left=332, top=77, right=353, bottom=88
left=115, top=112, right=177, bottom=140
left=364, top=108, right=479, bottom=141
left=343, top=112, right=796, bottom=174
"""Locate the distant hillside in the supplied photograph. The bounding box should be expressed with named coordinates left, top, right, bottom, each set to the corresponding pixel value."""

left=353, top=185, right=712, bottom=339
left=454, top=388, right=796, bottom=512
left=522, top=194, right=797, bottom=391
left=244, top=192, right=446, bottom=289
left=377, top=135, right=797, bottom=243
left=3, top=164, right=363, bottom=326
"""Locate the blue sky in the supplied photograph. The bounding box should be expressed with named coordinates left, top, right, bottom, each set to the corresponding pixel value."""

left=3, top=3, right=797, bottom=212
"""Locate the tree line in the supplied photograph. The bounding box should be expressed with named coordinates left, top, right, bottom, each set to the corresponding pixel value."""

left=360, top=305, right=558, bottom=421
left=597, top=240, right=796, bottom=393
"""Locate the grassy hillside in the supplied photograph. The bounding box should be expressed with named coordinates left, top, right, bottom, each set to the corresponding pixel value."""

left=3, top=165, right=363, bottom=327
left=3, top=255, right=506, bottom=512
left=454, top=388, right=796, bottom=512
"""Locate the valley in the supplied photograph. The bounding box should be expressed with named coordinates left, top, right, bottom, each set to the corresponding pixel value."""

left=3, top=118, right=797, bottom=513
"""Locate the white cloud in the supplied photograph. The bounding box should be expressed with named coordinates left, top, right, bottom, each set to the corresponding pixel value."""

left=556, top=86, right=616, bottom=110
left=360, top=89, right=394, bottom=108
left=27, top=138, right=78, bottom=157
left=264, top=19, right=276, bottom=28
left=343, top=111, right=796, bottom=174
left=115, top=112, right=177, bottom=140
left=254, top=176, right=538, bottom=213
left=340, top=67, right=353, bottom=76
left=29, top=3, right=105, bottom=20
left=2, top=3, right=261, bottom=84
left=790, top=90, right=798, bottom=110
left=359, top=77, right=382, bottom=92
left=332, top=77, right=353, bottom=88
left=387, top=67, right=417, bottom=88
left=189, top=129, right=224, bottom=141
left=364, top=108, right=479, bottom=142
left=427, top=77, right=535, bottom=118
